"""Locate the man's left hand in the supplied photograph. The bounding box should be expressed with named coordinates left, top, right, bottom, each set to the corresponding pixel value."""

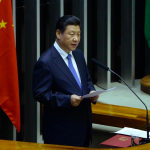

left=89, top=91, right=99, bottom=102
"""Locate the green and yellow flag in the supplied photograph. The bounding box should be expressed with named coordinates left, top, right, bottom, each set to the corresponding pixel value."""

left=145, top=0, right=150, bottom=48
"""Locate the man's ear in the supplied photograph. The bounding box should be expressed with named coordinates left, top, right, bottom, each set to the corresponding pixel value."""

left=56, top=29, right=61, bottom=40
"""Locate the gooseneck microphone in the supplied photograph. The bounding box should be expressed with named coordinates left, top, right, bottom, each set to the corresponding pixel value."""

left=92, top=58, right=150, bottom=143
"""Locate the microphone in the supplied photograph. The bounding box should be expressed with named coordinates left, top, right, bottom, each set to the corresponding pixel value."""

left=92, top=58, right=150, bottom=143
left=92, top=58, right=109, bottom=71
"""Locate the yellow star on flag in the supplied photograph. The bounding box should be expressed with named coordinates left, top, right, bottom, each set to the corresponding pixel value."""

left=0, top=20, right=7, bottom=28
left=0, top=0, right=2, bottom=3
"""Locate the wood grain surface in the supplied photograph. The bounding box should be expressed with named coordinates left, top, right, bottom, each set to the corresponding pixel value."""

left=0, top=139, right=150, bottom=150
left=92, top=102, right=150, bottom=130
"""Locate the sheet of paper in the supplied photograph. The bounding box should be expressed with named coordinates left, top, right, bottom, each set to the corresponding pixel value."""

left=115, top=127, right=150, bottom=138
left=81, top=87, right=116, bottom=98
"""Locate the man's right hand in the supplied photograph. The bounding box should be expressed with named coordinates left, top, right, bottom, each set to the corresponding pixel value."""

left=70, top=95, right=83, bottom=107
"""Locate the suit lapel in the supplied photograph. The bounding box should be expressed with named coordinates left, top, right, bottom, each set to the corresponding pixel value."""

left=51, top=46, right=81, bottom=92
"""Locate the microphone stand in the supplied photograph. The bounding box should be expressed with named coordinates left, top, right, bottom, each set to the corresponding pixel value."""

left=109, top=69, right=150, bottom=143
left=91, top=58, right=150, bottom=143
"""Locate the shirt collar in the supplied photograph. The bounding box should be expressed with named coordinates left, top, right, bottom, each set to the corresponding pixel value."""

left=54, top=41, right=73, bottom=59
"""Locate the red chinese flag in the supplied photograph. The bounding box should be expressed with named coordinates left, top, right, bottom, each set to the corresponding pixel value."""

left=0, top=0, right=20, bottom=132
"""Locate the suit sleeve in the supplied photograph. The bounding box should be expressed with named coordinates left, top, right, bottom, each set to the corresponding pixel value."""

left=86, top=65, right=98, bottom=104
left=85, top=66, right=95, bottom=92
left=81, top=52, right=97, bottom=104
left=80, top=52, right=95, bottom=92
left=32, top=61, right=72, bottom=109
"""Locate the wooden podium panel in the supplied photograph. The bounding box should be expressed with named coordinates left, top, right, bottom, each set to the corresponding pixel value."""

left=0, top=139, right=150, bottom=150
left=92, top=102, right=150, bottom=130
left=141, top=75, right=150, bottom=95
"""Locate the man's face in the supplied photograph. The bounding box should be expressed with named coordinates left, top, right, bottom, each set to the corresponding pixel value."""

left=56, top=25, right=81, bottom=53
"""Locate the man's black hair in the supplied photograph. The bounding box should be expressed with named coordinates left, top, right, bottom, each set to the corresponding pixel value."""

left=56, top=15, right=81, bottom=33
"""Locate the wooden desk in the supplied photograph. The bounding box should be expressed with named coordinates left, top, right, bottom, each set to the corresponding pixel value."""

left=0, top=139, right=150, bottom=150
left=92, top=102, right=150, bottom=130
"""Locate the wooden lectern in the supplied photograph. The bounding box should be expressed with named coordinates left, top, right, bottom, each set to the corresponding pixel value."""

left=0, top=139, right=150, bottom=150
left=141, top=75, right=150, bottom=95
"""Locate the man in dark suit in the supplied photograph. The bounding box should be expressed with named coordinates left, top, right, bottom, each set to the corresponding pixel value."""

left=32, top=15, right=99, bottom=147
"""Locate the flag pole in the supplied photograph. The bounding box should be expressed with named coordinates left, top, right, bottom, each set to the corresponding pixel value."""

left=12, top=0, right=17, bottom=141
